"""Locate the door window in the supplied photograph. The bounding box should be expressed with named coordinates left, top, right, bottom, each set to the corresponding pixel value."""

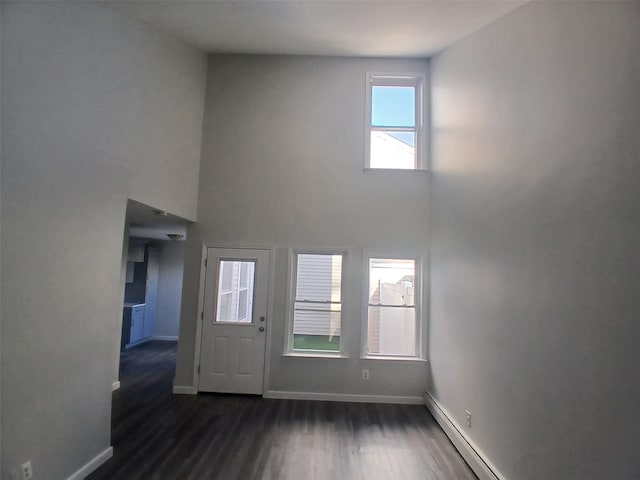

left=215, top=260, right=256, bottom=323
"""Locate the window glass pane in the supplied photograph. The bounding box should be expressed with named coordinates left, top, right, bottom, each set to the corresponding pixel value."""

left=367, top=306, right=416, bottom=356
left=295, top=254, right=342, bottom=302
left=387, top=131, right=415, bottom=147
left=216, top=260, right=255, bottom=323
left=293, top=253, right=342, bottom=351
left=293, top=304, right=341, bottom=351
left=368, top=258, right=415, bottom=306
left=372, top=86, right=415, bottom=127
left=293, top=334, right=340, bottom=351
left=219, top=292, right=232, bottom=321
left=220, top=261, right=233, bottom=291
left=370, top=131, right=415, bottom=169
left=238, top=289, right=248, bottom=320
left=293, top=304, right=341, bottom=334
left=239, top=262, right=249, bottom=288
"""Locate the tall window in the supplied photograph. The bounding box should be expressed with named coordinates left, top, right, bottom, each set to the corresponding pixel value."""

left=365, top=257, right=420, bottom=357
left=289, top=253, right=344, bottom=353
left=366, top=74, right=425, bottom=170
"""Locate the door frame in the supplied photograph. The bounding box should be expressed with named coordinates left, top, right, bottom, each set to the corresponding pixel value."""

left=191, top=244, right=275, bottom=395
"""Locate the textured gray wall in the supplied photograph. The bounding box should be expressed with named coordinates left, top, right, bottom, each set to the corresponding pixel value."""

left=175, top=55, right=431, bottom=398
left=1, top=2, right=206, bottom=477
left=156, top=241, right=186, bottom=338
left=429, top=2, right=640, bottom=478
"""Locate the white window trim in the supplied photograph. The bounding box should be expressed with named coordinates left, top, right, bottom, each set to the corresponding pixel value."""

left=364, top=72, right=427, bottom=171
left=284, top=247, right=348, bottom=358
left=361, top=250, right=425, bottom=360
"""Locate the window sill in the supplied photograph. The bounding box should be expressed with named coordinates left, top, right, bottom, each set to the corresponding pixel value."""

left=363, top=168, right=429, bottom=175
left=361, top=355, right=428, bottom=363
left=283, top=352, right=349, bottom=359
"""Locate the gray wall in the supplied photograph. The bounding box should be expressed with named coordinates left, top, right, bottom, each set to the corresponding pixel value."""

left=155, top=241, right=186, bottom=338
left=429, top=2, right=640, bottom=479
left=1, top=2, right=206, bottom=478
left=176, top=55, right=430, bottom=397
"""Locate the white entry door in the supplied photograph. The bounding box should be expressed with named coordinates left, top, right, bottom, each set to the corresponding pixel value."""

left=198, top=248, right=270, bottom=394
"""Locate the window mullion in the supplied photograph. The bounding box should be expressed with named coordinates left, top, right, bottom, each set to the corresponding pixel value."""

left=296, top=299, right=342, bottom=304
left=371, top=126, right=415, bottom=132
left=368, top=303, right=415, bottom=308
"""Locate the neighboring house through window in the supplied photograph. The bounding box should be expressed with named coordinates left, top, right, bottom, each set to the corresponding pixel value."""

left=288, top=251, right=344, bottom=354
left=216, top=260, right=255, bottom=323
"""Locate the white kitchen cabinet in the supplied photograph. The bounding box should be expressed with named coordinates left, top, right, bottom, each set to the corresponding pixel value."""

left=130, top=305, right=145, bottom=344
left=123, top=304, right=146, bottom=347
left=122, top=246, right=159, bottom=346
left=143, top=248, right=159, bottom=340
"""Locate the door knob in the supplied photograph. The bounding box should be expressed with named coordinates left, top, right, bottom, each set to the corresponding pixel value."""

left=259, top=326, right=265, bottom=332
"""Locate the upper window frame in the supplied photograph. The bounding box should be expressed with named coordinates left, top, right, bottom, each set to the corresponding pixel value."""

left=284, top=247, right=348, bottom=358
left=364, top=73, right=427, bottom=171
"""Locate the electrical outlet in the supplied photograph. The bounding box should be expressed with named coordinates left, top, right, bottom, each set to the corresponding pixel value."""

left=465, top=410, right=472, bottom=428
left=21, top=461, right=33, bottom=480
left=362, top=369, right=370, bottom=380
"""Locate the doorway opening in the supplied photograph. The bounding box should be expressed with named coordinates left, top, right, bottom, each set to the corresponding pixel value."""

left=115, top=199, right=190, bottom=391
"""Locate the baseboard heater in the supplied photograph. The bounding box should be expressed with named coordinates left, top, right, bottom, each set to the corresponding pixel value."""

left=423, top=392, right=504, bottom=480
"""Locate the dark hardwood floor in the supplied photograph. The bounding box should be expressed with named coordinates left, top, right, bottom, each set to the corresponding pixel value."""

left=89, top=341, right=476, bottom=480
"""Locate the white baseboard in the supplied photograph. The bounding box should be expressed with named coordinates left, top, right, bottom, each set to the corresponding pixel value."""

left=264, top=390, right=424, bottom=404
left=151, top=335, right=179, bottom=341
left=66, top=447, right=113, bottom=480
left=424, top=392, right=505, bottom=480
left=111, top=381, right=120, bottom=391
left=173, top=385, right=198, bottom=395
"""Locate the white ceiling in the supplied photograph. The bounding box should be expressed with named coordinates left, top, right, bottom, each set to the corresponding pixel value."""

left=107, top=0, right=528, bottom=57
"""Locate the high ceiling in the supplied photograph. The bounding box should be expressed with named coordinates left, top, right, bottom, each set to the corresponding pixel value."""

left=107, top=0, right=528, bottom=57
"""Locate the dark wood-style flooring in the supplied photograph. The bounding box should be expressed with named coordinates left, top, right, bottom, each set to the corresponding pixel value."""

left=89, top=341, right=476, bottom=480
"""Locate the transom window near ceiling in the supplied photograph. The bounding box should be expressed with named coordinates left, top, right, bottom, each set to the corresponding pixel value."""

left=366, top=74, right=425, bottom=170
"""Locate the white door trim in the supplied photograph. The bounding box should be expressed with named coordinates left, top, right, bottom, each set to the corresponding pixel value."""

left=192, top=243, right=275, bottom=395
left=191, top=244, right=209, bottom=391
